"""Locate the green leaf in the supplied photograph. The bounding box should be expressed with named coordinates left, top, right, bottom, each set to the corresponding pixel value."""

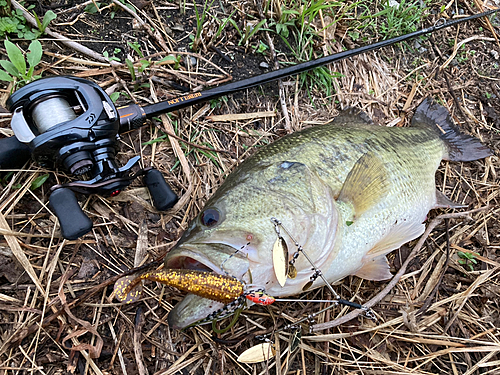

left=125, top=58, right=135, bottom=80
left=142, top=135, right=167, bottom=145
left=0, top=70, right=13, bottom=81
left=84, top=2, right=100, bottom=13
left=19, top=29, right=35, bottom=40
left=4, top=40, right=26, bottom=75
left=346, top=220, right=354, bottom=226
left=158, top=55, right=177, bottom=64
left=0, top=60, right=21, bottom=77
left=26, top=65, right=35, bottom=80
left=127, top=41, right=143, bottom=58
left=109, top=92, right=120, bottom=102
left=125, top=4, right=136, bottom=12
left=41, top=10, right=57, bottom=31
left=27, top=40, right=42, bottom=68
left=0, top=17, right=19, bottom=35
left=33, top=11, right=42, bottom=30
left=31, top=174, right=49, bottom=190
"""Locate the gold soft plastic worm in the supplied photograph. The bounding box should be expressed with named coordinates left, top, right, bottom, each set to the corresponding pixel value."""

left=114, top=275, right=143, bottom=304
left=114, top=269, right=244, bottom=304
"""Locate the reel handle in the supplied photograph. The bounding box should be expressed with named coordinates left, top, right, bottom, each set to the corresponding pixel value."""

left=144, top=169, right=178, bottom=211
left=49, top=188, right=93, bottom=240
left=0, top=136, right=31, bottom=169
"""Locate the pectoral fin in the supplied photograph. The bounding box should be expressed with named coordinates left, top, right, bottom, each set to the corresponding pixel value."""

left=338, top=152, right=389, bottom=217
left=354, top=255, right=392, bottom=281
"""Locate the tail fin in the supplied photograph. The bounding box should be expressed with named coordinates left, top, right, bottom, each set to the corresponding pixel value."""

left=411, top=98, right=492, bottom=162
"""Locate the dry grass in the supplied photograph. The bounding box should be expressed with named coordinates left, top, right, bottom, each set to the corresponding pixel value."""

left=1, top=0, right=500, bottom=374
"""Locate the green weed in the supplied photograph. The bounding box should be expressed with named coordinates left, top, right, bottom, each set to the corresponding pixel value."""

left=192, top=0, right=216, bottom=51
left=0, top=39, right=43, bottom=88
left=457, top=251, right=478, bottom=272
left=128, top=41, right=144, bottom=58
left=210, top=9, right=237, bottom=45
left=33, top=9, right=57, bottom=35
left=85, top=1, right=135, bottom=16
left=265, top=0, right=344, bottom=100
left=378, top=0, right=426, bottom=39
left=31, top=174, right=49, bottom=190
left=227, top=17, right=267, bottom=46
left=0, top=3, right=56, bottom=39
left=102, top=51, right=121, bottom=62
left=253, top=41, right=269, bottom=54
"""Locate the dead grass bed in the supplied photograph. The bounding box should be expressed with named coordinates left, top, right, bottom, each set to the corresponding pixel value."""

left=1, top=0, right=500, bottom=374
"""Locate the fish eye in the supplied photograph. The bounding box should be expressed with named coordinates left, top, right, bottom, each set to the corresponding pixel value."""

left=200, top=208, right=220, bottom=227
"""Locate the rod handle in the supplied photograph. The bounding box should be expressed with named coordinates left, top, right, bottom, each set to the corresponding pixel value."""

left=0, top=136, right=31, bottom=169
left=144, top=169, right=178, bottom=211
left=49, top=188, right=93, bottom=240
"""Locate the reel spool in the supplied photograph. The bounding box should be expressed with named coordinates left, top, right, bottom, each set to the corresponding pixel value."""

left=2, top=76, right=178, bottom=240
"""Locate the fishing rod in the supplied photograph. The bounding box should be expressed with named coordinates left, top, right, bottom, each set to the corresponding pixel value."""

left=118, top=7, right=499, bottom=131
left=0, top=8, right=497, bottom=240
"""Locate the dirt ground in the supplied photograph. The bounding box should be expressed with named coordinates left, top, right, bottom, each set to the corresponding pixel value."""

left=1, top=0, right=500, bottom=374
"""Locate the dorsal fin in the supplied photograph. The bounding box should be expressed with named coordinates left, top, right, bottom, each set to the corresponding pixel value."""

left=412, top=98, right=492, bottom=161
left=333, top=107, right=374, bottom=126
left=338, top=152, right=389, bottom=217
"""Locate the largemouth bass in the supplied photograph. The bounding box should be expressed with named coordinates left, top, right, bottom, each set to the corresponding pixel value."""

left=163, top=98, right=492, bottom=329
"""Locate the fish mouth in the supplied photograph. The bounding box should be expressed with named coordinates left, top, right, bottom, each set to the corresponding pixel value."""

left=164, top=243, right=250, bottom=329
left=165, top=248, right=225, bottom=273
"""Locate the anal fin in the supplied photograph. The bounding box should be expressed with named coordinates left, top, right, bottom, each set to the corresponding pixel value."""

left=434, top=189, right=466, bottom=209
left=338, top=152, right=389, bottom=217
left=354, top=255, right=392, bottom=281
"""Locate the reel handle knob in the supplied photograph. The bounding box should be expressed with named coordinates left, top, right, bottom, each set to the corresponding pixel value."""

left=0, top=136, right=31, bottom=169
left=49, top=188, right=93, bottom=240
left=144, top=169, right=178, bottom=211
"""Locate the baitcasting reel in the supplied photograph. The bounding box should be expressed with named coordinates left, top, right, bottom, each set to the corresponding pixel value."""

left=3, top=76, right=178, bottom=240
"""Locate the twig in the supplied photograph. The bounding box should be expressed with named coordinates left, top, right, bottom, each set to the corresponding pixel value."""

left=311, top=207, right=489, bottom=332
left=149, top=124, right=235, bottom=156
left=7, top=259, right=163, bottom=349
left=416, top=219, right=450, bottom=316
left=134, top=307, right=149, bottom=375
left=11, top=0, right=121, bottom=67
left=466, top=0, right=500, bottom=49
